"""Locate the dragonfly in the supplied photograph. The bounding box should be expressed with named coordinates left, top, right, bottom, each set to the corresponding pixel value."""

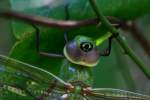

left=0, top=3, right=150, bottom=100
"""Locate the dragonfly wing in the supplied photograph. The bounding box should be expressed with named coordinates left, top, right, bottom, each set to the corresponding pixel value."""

left=0, top=54, right=67, bottom=86
left=87, top=88, right=150, bottom=100
left=0, top=62, right=39, bottom=99
left=0, top=54, right=68, bottom=99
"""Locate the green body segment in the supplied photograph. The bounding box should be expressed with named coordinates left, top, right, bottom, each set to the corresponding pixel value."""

left=59, top=60, right=94, bottom=86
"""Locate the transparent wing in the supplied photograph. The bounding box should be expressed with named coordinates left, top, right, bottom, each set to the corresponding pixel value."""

left=0, top=54, right=68, bottom=99
left=87, top=88, right=150, bottom=100
left=0, top=54, right=67, bottom=85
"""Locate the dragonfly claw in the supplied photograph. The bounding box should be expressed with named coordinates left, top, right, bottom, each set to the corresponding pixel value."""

left=65, top=83, right=74, bottom=93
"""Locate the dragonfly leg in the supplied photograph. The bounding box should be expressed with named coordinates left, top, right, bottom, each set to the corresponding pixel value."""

left=32, top=24, right=64, bottom=58
left=100, top=37, right=112, bottom=56
left=100, top=34, right=118, bottom=56
left=63, top=3, right=70, bottom=44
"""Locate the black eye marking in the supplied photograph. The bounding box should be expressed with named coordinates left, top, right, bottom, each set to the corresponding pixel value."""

left=80, top=42, right=93, bottom=52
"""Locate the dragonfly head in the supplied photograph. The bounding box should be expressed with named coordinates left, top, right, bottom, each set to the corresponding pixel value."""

left=63, top=35, right=100, bottom=67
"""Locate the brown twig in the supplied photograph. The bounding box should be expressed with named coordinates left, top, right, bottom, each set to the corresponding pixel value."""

left=0, top=11, right=120, bottom=29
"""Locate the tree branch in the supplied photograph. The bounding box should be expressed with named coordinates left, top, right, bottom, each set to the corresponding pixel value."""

left=0, top=11, right=120, bottom=29
left=89, top=0, right=150, bottom=80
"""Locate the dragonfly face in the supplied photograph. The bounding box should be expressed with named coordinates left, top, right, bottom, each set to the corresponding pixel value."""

left=63, top=35, right=100, bottom=67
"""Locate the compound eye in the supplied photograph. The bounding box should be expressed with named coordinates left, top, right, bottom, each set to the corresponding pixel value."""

left=80, top=42, right=93, bottom=52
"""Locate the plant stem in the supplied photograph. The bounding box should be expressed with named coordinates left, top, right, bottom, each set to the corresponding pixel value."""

left=89, top=0, right=150, bottom=80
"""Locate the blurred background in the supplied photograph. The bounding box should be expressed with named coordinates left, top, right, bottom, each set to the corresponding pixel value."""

left=0, top=0, right=150, bottom=98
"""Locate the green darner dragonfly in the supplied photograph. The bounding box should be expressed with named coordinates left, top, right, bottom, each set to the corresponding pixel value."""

left=0, top=3, right=150, bottom=100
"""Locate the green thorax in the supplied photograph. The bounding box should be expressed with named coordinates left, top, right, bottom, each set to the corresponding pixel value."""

left=59, top=35, right=100, bottom=86
left=59, top=60, right=94, bottom=86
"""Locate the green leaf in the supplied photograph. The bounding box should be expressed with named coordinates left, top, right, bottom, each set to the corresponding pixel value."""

left=9, top=0, right=150, bottom=38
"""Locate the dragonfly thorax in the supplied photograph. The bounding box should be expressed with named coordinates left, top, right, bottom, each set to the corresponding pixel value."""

left=63, top=35, right=100, bottom=67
